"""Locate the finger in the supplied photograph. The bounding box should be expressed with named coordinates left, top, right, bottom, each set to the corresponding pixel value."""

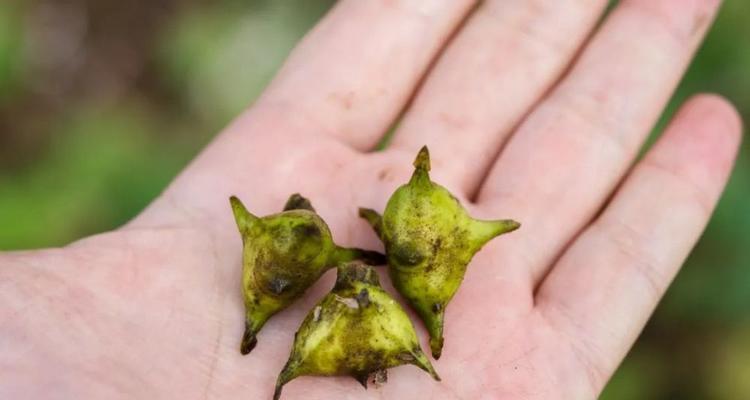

left=535, top=95, right=742, bottom=394
left=389, top=0, right=608, bottom=194
left=478, top=0, right=724, bottom=286
left=255, top=0, right=477, bottom=150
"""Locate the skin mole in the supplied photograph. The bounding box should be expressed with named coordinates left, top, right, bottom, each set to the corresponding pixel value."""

left=378, top=168, right=389, bottom=181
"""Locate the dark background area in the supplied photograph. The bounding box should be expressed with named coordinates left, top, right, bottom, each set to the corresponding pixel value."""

left=0, top=1, right=748, bottom=397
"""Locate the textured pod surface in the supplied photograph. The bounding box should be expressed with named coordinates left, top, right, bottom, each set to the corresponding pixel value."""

left=360, top=146, right=520, bottom=359
left=274, top=262, right=439, bottom=400
left=231, top=194, right=384, bottom=355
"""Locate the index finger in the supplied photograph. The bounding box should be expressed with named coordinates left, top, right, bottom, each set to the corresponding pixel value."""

left=134, top=0, right=477, bottom=228
left=255, top=0, right=477, bottom=150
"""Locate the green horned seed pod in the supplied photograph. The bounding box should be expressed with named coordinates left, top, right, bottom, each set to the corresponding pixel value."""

left=230, top=194, right=385, bottom=355
left=359, top=146, right=520, bottom=359
left=274, top=262, right=440, bottom=400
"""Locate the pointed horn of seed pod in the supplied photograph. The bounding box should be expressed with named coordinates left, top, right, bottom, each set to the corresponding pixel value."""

left=405, top=348, right=442, bottom=381
left=273, top=359, right=301, bottom=400
left=424, top=304, right=446, bottom=360
left=229, top=195, right=259, bottom=235
left=283, top=193, right=316, bottom=212
left=409, top=145, right=432, bottom=185
left=470, top=218, right=521, bottom=249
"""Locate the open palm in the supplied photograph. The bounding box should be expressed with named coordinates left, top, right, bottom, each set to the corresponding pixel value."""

left=1, top=1, right=742, bottom=399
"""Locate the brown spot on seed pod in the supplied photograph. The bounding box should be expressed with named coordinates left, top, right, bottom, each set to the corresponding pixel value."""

left=356, top=289, right=370, bottom=308
left=372, top=369, right=388, bottom=387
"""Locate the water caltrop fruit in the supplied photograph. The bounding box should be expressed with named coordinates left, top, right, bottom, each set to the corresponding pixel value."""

left=273, top=262, right=439, bottom=400
left=231, top=194, right=385, bottom=355
left=359, top=146, right=520, bottom=359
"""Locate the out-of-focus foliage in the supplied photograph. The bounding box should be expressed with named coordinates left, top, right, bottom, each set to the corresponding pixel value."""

left=0, top=2, right=25, bottom=101
left=0, top=0, right=747, bottom=398
left=0, top=0, right=333, bottom=248
left=157, top=1, right=334, bottom=126
left=0, top=103, right=195, bottom=248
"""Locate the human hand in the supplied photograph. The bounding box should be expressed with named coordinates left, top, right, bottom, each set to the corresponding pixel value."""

left=1, top=0, right=742, bottom=399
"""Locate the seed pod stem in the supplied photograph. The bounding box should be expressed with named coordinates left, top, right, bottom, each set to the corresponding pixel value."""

left=240, top=320, right=261, bottom=355
left=332, top=246, right=386, bottom=266
left=413, top=145, right=431, bottom=172
left=358, top=208, right=383, bottom=238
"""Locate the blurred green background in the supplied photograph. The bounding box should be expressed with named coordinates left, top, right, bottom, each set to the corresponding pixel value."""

left=0, top=0, right=747, bottom=397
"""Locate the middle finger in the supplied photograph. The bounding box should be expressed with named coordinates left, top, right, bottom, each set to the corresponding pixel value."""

left=388, top=0, right=609, bottom=195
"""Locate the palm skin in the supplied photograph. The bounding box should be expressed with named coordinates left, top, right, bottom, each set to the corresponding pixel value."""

left=0, top=148, right=579, bottom=399
left=0, top=1, right=742, bottom=399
